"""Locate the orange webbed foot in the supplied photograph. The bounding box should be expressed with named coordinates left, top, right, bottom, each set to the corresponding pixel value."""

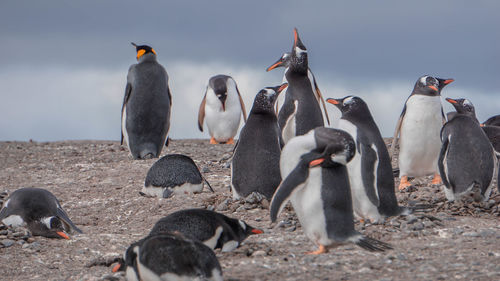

left=305, top=244, right=327, bottom=255
left=210, top=137, right=218, bottom=144
left=398, top=176, right=412, bottom=191
left=431, top=173, right=442, bottom=185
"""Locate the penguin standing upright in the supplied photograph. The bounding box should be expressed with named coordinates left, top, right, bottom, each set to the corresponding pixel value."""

left=198, top=75, right=247, bottom=144
left=0, top=187, right=82, bottom=239
left=326, top=96, right=411, bottom=223
left=231, top=83, right=288, bottom=200
left=390, top=75, right=454, bottom=190
left=267, top=28, right=324, bottom=146
left=270, top=127, right=392, bottom=254
left=121, top=43, right=171, bottom=159
left=438, top=98, right=496, bottom=202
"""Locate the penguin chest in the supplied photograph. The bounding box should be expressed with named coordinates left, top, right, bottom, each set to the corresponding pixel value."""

left=281, top=101, right=298, bottom=144
left=205, top=89, right=242, bottom=141
left=399, top=95, right=443, bottom=176
left=290, top=168, right=330, bottom=245
left=121, top=106, right=130, bottom=150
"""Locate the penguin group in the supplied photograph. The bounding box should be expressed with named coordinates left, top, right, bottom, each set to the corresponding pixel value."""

left=1, top=27, right=499, bottom=281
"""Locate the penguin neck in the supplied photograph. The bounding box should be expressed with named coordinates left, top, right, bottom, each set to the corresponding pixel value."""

left=138, top=53, right=157, bottom=63
left=250, top=106, right=276, bottom=116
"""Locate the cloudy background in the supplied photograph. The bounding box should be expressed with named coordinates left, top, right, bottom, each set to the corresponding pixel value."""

left=1, top=0, right=498, bottom=141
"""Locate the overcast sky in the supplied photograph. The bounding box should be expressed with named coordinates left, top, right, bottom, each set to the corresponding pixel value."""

left=1, top=0, right=498, bottom=141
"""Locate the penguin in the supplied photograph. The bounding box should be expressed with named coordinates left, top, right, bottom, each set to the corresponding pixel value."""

left=390, top=75, right=454, bottom=190
left=113, top=232, right=223, bottom=281
left=482, top=114, right=500, bottom=127
left=0, top=187, right=82, bottom=239
left=198, top=75, right=247, bottom=144
left=231, top=83, right=288, bottom=200
left=326, top=96, right=411, bottom=223
left=142, top=154, right=213, bottom=198
left=121, top=43, right=171, bottom=159
left=266, top=28, right=324, bottom=146
left=149, top=209, right=263, bottom=252
left=438, top=98, right=496, bottom=202
left=267, top=52, right=330, bottom=125
left=270, top=127, right=392, bottom=254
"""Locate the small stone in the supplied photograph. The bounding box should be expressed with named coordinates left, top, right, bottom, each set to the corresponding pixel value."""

left=412, top=222, right=424, bottom=231
left=406, top=215, right=417, bottom=224
left=1, top=239, right=15, bottom=247
left=201, top=167, right=210, bottom=173
left=423, top=220, right=434, bottom=228
left=253, top=250, right=266, bottom=256
left=260, top=199, right=270, bottom=209
left=216, top=199, right=230, bottom=211
left=479, top=229, right=496, bottom=237
left=286, top=226, right=296, bottom=232
left=462, top=231, right=479, bottom=237
left=27, top=237, right=36, bottom=243
left=0, top=230, right=7, bottom=235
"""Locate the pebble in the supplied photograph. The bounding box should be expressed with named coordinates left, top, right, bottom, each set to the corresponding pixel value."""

left=216, top=199, right=230, bottom=211
left=462, top=231, right=479, bottom=237
left=201, top=167, right=210, bottom=173
left=479, top=229, right=496, bottom=237
left=253, top=250, right=267, bottom=256
left=406, top=215, right=417, bottom=224
left=1, top=239, right=15, bottom=247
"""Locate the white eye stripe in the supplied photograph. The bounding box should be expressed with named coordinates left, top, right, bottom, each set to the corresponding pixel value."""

left=41, top=217, right=52, bottom=229
left=343, top=96, right=354, bottom=105
left=294, top=46, right=307, bottom=55
left=420, top=76, right=429, bottom=85
left=238, top=220, right=246, bottom=230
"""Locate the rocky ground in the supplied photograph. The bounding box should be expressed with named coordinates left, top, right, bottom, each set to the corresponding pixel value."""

left=0, top=139, right=499, bottom=281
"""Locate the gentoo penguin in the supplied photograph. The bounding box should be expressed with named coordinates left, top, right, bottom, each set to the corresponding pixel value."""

left=326, top=96, right=411, bottom=223
left=270, top=127, right=392, bottom=254
left=0, top=187, right=82, bottom=239
left=266, top=28, right=324, bottom=146
left=142, top=154, right=213, bottom=198
left=390, top=75, right=454, bottom=190
left=231, top=83, right=288, bottom=200
left=113, top=232, right=223, bottom=281
left=149, top=209, right=263, bottom=252
left=482, top=114, right=500, bottom=127
left=267, top=52, right=330, bottom=125
left=198, top=75, right=247, bottom=144
left=121, top=42, right=171, bottom=159
left=438, top=98, right=496, bottom=202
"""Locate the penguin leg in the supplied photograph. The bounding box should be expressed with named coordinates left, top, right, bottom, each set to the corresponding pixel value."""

left=431, top=173, right=442, bottom=185
left=226, top=138, right=235, bottom=144
left=210, top=137, right=218, bottom=144
left=306, top=244, right=327, bottom=255
left=398, top=176, right=412, bottom=191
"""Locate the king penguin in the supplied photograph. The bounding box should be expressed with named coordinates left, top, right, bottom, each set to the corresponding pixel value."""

left=326, top=96, right=411, bottom=223
left=231, top=83, right=288, bottom=200
left=270, top=127, right=392, bottom=254
left=266, top=28, right=324, bottom=146
left=121, top=43, right=172, bottom=159
left=390, top=75, right=454, bottom=190
left=0, top=187, right=82, bottom=239
left=438, top=98, right=496, bottom=202
left=198, top=75, right=247, bottom=144
left=149, top=209, right=263, bottom=252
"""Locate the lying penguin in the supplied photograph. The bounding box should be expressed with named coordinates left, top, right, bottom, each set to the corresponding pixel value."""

left=0, top=187, right=82, bottom=239
left=113, top=232, right=223, bottom=281
left=149, top=209, right=263, bottom=252
left=142, top=154, right=213, bottom=198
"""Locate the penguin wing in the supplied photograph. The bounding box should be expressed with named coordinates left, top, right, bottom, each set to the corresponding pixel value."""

left=437, top=132, right=451, bottom=189
left=270, top=162, right=309, bottom=222
left=198, top=93, right=207, bottom=132
left=56, top=207, right=83, bottom=233
left=308, top=69, right=330, bottom=125
left=235, top=84, right=247, bottom=122
left=389, top=104, right=406, bottom=160
left=360, top=143, right=380, bottom=207
left=121, top=82, right=132, bottom=145
left=0, top=205, right=12, bottom=221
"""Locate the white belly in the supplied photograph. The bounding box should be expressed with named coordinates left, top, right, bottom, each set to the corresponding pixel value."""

left=399, top=95, right=443, bottom=177
left=281, top=101, right=298, bottom=145
left=121, top=106, right=130, bottom=150
left=205, top=87, right=242, bottom=142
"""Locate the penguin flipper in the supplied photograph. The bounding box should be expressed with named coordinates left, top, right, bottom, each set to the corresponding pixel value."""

left=270, top=162, right=309, bottom=222
left=389, top=105, right=406, bottom=160
left=198, top=93, right=206, bottom=132
left=121, top=83, right=132, bottom=145
left=235, top=84, right=247, bottom=122
left=0, top=205, right=12, bottom=221
left=438, top=134, right=450, bottom=189
left=360, top=143, right=380, bottom=207
left=56, top=208, right=83, bottom=234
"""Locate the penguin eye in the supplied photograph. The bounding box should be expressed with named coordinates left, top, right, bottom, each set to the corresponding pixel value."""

left=50, top=217, right=62, bottom=229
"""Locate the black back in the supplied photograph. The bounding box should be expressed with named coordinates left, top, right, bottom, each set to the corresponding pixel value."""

left=483, top=115, right=500, bottom=127
left=145, top=154, right=203, bottom=188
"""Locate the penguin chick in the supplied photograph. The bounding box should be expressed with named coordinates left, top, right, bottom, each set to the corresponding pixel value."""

left=149, top=209, right=263, bottom=252
left=143, top=154, right=213, bottom=198
left=270, top=127, right=392, bottom=254
left=198, top=75, right=247, bottom=144
left=0, top=187, right=82, bottom=239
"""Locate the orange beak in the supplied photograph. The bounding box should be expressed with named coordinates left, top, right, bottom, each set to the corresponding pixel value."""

left=309, top=158, right=325, bottom=167
left=326, top=98, right=340, bottom=105
left=56, top=231, right=70, bottom=240
left=428, top=85, right=438, bottom=92
left=278, top=83, right=288, bottom=93
left=445, top=98, right=457, bottom=104
left=480, top=123, right=485, bottom=127
left=112, top=264, right=122, bottom=273
left=293, top=28, right=298, bottom=46
left=267, top=60, right=283, bottom=72
left=444, top=79, right=454, bottom=85
left=251, top=229, right=264, bottom=234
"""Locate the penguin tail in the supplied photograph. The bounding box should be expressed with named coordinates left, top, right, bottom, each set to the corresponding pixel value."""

left=353, top=235, right=392, bottom=252
left=203, top=177, right=214, bottom=192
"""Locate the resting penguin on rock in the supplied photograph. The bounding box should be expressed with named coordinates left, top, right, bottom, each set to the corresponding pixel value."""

left=112, top=232, right=223, bottom=281
left=390, top=75, right=454, bottom=190
left=149, top=209, right=263, bottom=252
left=142, top=154, right=213, bottom=198
left=482, top=114, right=500, bottom=127
left=121, top=43, right=172, bottom=159
left=326, top=96, right=412, bottom=223
left=231, top=83, right=288, bottom=200
left=438, top=98, right=496, bottom=202
left=270, top=127, right=392, bottom=254
left=198, top=75, right=247, bottom=144
left=0, top=187, right=82, bottom=239
left=266, top=28, right=325, bottom=146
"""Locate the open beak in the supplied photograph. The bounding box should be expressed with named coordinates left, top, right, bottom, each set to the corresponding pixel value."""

left=309, top=158, right=325, bottom=167
left=443, top=79, right=454, bottom=85
left=326, top=98, right=340, bottom=105
left=445, top=98, right=457, bottom=104
left=56, top=231, right=70, bottom=240
left=251, top=228, right=264, bottom=234
left=278, top=83, right=288, bottom=93
left=112, top=264, right=122, bottom=273
left=428, top=85, right=438, bottom=92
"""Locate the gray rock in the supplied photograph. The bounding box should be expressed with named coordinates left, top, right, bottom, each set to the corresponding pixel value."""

left=1, top=239, right=15, bottom=247
left=479, top=229, right=496, bottom=237
left=411, top=222, right=424, bottom=231
left=216, top=199, right=230, bottom=211
left=462, top=231, right=479, bottom=237
left=406, top=215, right=417, bottom=224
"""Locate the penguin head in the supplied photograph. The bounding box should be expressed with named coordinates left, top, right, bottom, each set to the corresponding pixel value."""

left=29, top=216, right=71, bottom=239
left=446, top=97, right=477, bottom=118
left=209, top=75, right=231, bottom=111
left=326, top=96, right=371, bottom=120
left=131, top=42, right=157, bottom=61
left=306, top=128, right=356, bottom=167
left=224, top=217, right=264, bottom=243
left=289, top=28, right=308, bottom=73
left=413, top=75, right=454, bottom=96
left=112, top=242, right=140, bottom=281
left=251, top=83, right=288, bottom=113
left=266, top=52, right=291, bottom=72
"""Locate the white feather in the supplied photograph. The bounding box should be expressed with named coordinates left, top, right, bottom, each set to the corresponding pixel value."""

left=203, top=226, right=223, bottom=250
left=2, top=215, right=24, bottom=227
left=141, top=183, right=203, bottom=198
left=121, top=106, right=130, bottom=150
left=281, top=101, right=298, bottom=145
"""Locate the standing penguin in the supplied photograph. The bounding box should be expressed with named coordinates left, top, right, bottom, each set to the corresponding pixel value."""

left=267, top=28, right=324, bottom=146
left=270, top=127, right=392, bottom=254
left=121, top=43, right=171, bottom=159
left=438, top=98, right=496, bottom=202
left=231, top=83, right=288, bottom=200
left=149, top=209, right=263, bottom=252
left=326, top=96, right=411, bottom=223
left=198, top=75, right=247, bottom=144
left=0, top=187, right=82, bottom=239
left=390, top=75, right=454, bottom=190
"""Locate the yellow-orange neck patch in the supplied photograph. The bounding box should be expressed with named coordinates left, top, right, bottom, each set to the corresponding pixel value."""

left=136, top=49, right=146, bottom=60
